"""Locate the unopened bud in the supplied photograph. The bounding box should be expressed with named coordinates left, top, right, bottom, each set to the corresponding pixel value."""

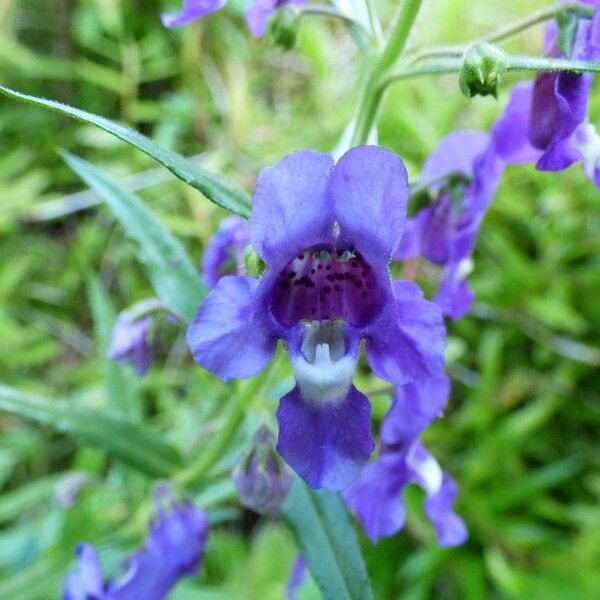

left=233, top=426, right=292, bottom=514
left=244, top=245, right=266, bottom=278
left=459, top=43, right=506, bottom=98
left=267, top=6, right=301, bottom=51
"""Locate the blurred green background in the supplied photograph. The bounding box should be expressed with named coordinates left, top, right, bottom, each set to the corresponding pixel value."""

left=1, top=0, right=600, bottom=598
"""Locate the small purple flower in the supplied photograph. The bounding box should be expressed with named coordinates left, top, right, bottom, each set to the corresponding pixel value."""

left=108, top=299, right=162, bottom=376
left=233, top=426, right=293, bottom=514
left=63, top=501, right=208, bottom=600
left=344, top=376, right=467, bottom=546
left=395, top=83, right=540, bottom=320
left=187, top=146, right=447, bottom=490
left=202, top=215, right=250, bottom=289
left=285, top=555, right=306, bottom=599
left=161, top=0, right=305, bottom=38
left=530, top=4, right=600, bottom=172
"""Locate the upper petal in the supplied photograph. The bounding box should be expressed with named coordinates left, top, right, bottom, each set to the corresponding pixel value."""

left=186, top=275, right=277, bottom=381
left=63, top=544, right=106, bottom=600
left=250, top=150, right=335, bottom=268
left=365, top=280, right=446, bottom=385
left=161, top=0, right=227, bottom=27
left=276, top=384, right=375, bottom=490
left=329, top=146, right=409, bottom=267
left=421, top=131, right=490, bottom=184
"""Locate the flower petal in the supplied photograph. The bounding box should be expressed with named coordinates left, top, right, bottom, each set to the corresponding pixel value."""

left=365, top=280, right=446, bottom=385
left=342, top=453, right=407, bottom=542
left=202, top=215, right=250, bottom=288
left=380, top=375, right=450, bottom=445
left=63, top=544, right=105, bottom=600
left=329, top=145, right=409, bottom=267
left=424, top=474, right=468, bottom=547
left=434, top=265, right=474, bottom=320
left=161, top=0, right=226, bottom=27
left=421, top=131, right=490, bottom=184
left=285, top=555, right=307, bottom=600
left=110, top=502, right=208, bottom=599
left=276, top=384, right=374, bottom=490
left=250, top=150, right=335, bottom=268
left=187, top=275, right=276, bottom=381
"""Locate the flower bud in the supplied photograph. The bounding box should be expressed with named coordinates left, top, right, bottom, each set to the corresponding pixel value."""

left=107, top=298, right=162, bottom=376
left=459, top=43, right=506, bottom=98
left=244, top=244, right=266, bottom=279
left=267, top=6, right=301, bottom=51
left=233, top=426, right=293, bottom=514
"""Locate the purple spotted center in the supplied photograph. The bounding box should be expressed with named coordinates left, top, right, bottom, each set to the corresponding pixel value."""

left=271, top=248, right=382, bottom=326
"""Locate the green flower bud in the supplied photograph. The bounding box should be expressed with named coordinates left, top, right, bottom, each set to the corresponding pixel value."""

left=244, top=244, right=266, bottom=278
left=267, top=6, right=301, bottom=51
left=459, top=42, right=506, bottom=98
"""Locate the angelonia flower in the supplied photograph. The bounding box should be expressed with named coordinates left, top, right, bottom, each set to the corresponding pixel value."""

left=63, top=500, right=208, bottom=600
left=202, top=215, right=250, bottom=289
left=285, top=555, right=306, bottom=600
left=107, top=299, right=162, bottom=376
left=232, top=425, right=293, bottom=514
left=161, top=0, right=305, bottom=38
left=395, top=84, right=539, bottom=320
left=344, top=376, right=467, bottom=546
left=528, top=1, right=600, bottom=182
left=187, top=146, right=446, bottom=491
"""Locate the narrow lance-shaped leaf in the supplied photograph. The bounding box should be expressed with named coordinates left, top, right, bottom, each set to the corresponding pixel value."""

left=282, top=478, right=373, bottom=600
left=0, top=84, right=251, bottom=217
left=64, top=152, right=205, bottom=322
left=0, top=384, right=183, bottom=478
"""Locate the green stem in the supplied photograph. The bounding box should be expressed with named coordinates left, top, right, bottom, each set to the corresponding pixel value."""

left=406, top=3, right=594, bottom=66
left=349, top=0, right=424, bottom=146
left=484, top=2, right=592, bottom=44
left=380, top=55, right=600, bottom=90
left=175, top=353, right=282, bottom=488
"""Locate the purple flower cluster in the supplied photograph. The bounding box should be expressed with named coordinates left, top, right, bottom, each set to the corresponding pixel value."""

left=529, top=1, right=600, bottom=182
left=161, top=0, right=304, bottom=38
left=344, top=376, right=466, bottom=545
left=63, top=501, right=208, bottom=600
left=395, top=84, right=540, bottom=320
left=187, top=146, right=447, bottom=492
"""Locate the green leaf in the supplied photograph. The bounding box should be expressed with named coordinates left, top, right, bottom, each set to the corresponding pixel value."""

left=281, top=479, right=373, bottom=600
left=0, top=84, right=251, bottom=217
left=64, top=152, right=206, bottom=322
left=0, top=384, right=183, bottom=478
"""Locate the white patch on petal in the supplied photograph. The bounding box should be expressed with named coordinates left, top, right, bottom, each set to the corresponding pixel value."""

left=292, top=320, right=356, bottom=405
left=407, top=443, right=443, bottom=495
left=456, top=257, right=473, bottom=281
left=574, top=122, right=600, bottom=182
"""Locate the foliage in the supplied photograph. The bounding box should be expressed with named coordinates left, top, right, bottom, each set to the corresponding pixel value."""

left=1, top=0, right=600, bottom=598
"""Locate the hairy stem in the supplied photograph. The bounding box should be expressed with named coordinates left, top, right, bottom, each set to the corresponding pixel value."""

left=349, top=0, right=424, bottom=146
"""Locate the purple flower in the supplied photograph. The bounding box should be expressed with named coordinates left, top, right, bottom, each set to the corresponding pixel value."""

left=285, top=555, right=306, bottom=599
left=395, top=83, right=540, bottom=320
left=202, top=215, right=250, bottom=289
left=107, top=300, right=162, bottom=376
left=344, top=376, right=467, bottom=546
left=161, top=0, right=305, bottom=38
left=161, top=0, right=227, bottom=28
left=63, top=501, right=208, bottom=600
left=232, top=426, right=293, bottom=514
left=530, top=5, right=600, bottom=171
left=187, top=146, right=447, bottom=490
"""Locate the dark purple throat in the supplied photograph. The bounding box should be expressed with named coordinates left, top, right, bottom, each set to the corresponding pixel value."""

left=271, top=248, right=382, bottom=326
